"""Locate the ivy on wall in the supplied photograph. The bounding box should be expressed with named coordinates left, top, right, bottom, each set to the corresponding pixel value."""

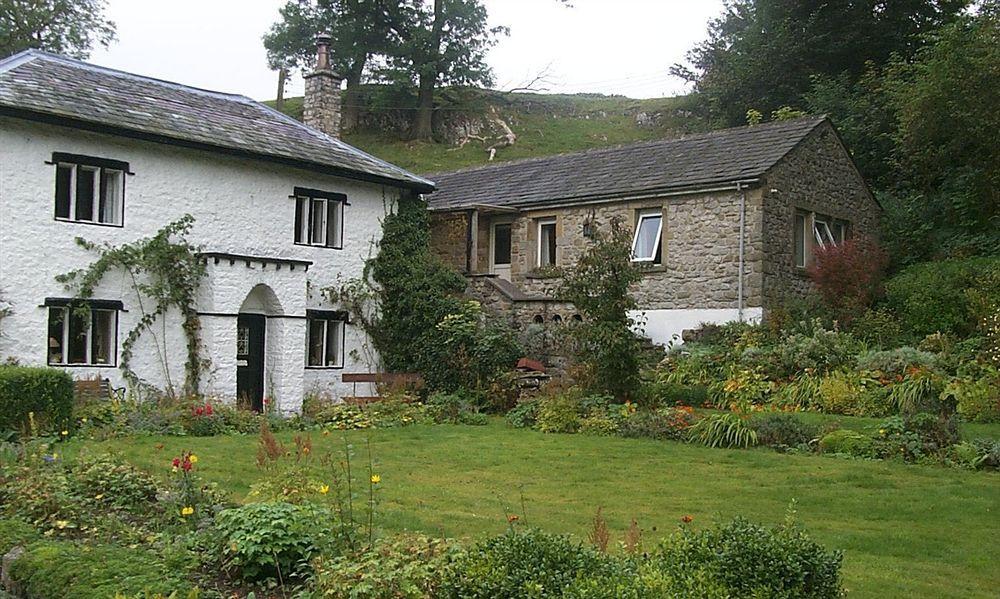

left=56, top=215, right=207, bottom=398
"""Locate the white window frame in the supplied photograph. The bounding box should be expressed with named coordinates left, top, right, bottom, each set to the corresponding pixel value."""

left=47, top=306, right=118, bottom=367
left=630, top=210, right=664, bottom=263
left=537, top=218, right=557, bottom=267
left=54, top=161, right=125, bottom=226
left=795, top=209, right=851, bottom=267
left=794, top=211, right=808, bottom=268
left=306, top=315, right=345, bottom=368
left=295, top=194, right=344, bottom=249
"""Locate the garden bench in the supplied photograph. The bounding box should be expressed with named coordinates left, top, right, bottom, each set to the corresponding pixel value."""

left=73, top=377, right=126, bottom=403
left=341, top=372, right=423, bottom=405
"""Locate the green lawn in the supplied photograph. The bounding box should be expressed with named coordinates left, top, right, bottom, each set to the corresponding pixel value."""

left=71, top=421, right=999, bottom=599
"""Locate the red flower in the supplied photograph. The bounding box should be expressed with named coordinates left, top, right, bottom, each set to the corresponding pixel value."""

left=182, top=460, right=192, bottom=472
left=194, top=407, right=204, bottom=416
left=172, top=457, right=181, bottom=468
left=205, top=404, right=213, bottom=416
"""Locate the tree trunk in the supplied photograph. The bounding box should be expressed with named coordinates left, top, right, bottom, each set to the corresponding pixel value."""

left=275, top=67, right=287, bottom=112
left=410, top=73, right=436, bottom=140
left=409, top=0, right=443, bottom=141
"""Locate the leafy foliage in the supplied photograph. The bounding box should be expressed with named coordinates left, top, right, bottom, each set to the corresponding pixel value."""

left=0, top=0, right=116, bottom=59
left=217, top=501, right=336, bottom=581
left=56, top=216, right=206, bottom=397
left=750, top=412, right=819, bottom=449
left=689, top=412, right=758, bottom=448
left=559, top=216, right=645, bottom=400
left=807, top=238, right=889, bottom=324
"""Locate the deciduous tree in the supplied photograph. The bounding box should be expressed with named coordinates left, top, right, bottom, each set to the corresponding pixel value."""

left=0, top=0, right=116, bottom=59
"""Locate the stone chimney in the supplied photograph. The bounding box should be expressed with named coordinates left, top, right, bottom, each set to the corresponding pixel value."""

left=302, top=33, right=343, bottom=138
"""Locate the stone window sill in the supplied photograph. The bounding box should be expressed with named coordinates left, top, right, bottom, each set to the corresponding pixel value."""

left=640, top=265, right=667, bottom=275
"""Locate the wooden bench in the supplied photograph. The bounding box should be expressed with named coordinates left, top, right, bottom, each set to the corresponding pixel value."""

left=341, top=372, right=424, bottom=405
left=73, top=377, right=126, bottom=403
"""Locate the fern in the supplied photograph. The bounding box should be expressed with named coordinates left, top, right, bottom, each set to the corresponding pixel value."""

left=689, top=413, right=759, bottom=448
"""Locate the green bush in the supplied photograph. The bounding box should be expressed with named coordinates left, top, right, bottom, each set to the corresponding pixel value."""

left=884, top=257, right=1000, bottom=339
left=535, top=393, right=581, bottom=434
left=72, top=453, right=157, bottom=512
left=653, top=517, right=843, bottom=599
left=216, top=501, right=336, bottom=581
left=505, top=400, right=539, bottom=428
left=313, top=534, right=462, bottom=598
left=857, top=347, right=939, bottom=377
left=7, top=540, right=194, bottom=598
left=439, top=528, right=606, bottom=598
left=427, top=391, right=487, bottom=425
left=637, top=380, right=709, bottom=408
left=946, top=374, right=1000, bottom=423
left=752, top=326, right=860, bottom=379
left=818, top=429, right=874, bottom=457
left=889, top=370, right=948, bottom=415
left=749, top=413, right=819, bottom=449
left=0, top=366, right=73, bottom=436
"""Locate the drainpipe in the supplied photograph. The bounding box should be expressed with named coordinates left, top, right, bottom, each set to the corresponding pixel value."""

left=737, top=182, right=746, bottom=322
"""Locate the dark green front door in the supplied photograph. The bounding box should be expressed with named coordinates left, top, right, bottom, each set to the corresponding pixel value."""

left=236, top=314, right=265, bottom=411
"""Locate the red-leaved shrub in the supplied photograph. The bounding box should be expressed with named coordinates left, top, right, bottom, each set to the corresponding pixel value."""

left=808, top=238, right=888, bottom=324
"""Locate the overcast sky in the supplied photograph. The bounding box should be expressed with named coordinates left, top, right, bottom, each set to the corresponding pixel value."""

left=89, top=0, right=724, bottom=101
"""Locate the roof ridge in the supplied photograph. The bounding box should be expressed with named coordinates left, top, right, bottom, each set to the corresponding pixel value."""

left=1, top=49, right=256, bottom=104
left=424, top=115, right=827, bottom=179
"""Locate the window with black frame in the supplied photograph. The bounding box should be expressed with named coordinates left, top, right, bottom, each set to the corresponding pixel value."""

left=45, top=299, right=121, bottom=366
left=51, top=153, right=128, bottom=226
left=293, top=187, right=346, bottom=249
left=305, top=310, right=347, bottom=368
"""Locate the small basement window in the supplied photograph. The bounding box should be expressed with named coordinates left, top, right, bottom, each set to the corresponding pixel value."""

left=306, top=311, right=347, bottom=368
left=631, top=210, right=663, bottom=263
left=46, top=300, right=120, bottom=366
left=294, top=187, right=346, bottom=249
left=52, top=153, right=128, bottom=226
left=537, top=218, right=557, bottom=267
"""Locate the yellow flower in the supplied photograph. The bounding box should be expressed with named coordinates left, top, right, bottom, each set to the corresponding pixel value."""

left=81, top=417, right=88, bottom=423
left=879, top=429, right=886, bottom=435
left=319, top=484, right=330, bottom=494
left=60, top=430, right=68, bottom=436
left=180, top=506, right=194, bottom=516
left=188, top=454, right=198, bottom=464
left=54, top=520, right=70, bottom=529
left=370, top=474, right=381, bottom=484
left=52, top=452, right=58, bottom=460
left=94, top=493, right=104, bottom=500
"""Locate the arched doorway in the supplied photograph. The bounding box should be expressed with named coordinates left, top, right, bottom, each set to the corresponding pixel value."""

left=236, top=284, right=283, bottom=411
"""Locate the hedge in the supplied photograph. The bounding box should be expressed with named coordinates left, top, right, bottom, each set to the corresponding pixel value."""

left=0, top=366, right=74, bottom=435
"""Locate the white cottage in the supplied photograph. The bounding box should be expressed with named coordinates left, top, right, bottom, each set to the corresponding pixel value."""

left=0, top=42, right=434, bottom=412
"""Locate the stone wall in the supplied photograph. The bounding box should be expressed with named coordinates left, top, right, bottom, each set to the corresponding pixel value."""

left=760, top=122, right=881, bottom=306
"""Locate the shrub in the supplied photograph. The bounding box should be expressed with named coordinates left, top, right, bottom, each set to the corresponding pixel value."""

left=857, top=347, right=939, bottom=378
left=535, top=392, right=581, bottom=434
left=636, top=379, right=709, bottom=408
left=427, top=300, right=523, bottom=394
left=315, top=403, right=374, bottom=429
left=689, top=413, right=758, bottom=448
left=559, top=217, right=646, bottom=400
left=749, top=413, right=819, bottom=449
left=945, top=373, right=1000, bottom=423
left=618, top=407, right=696, bottom=441
left=847, top=308, right=904, bottom=348
left=807, top=238, right=888, bottom=324
left=884, top=257, right=1000, bottom=340
left=72, top=453, right=157, bottom=512
left=0, top=366, right=73, bottom=436
left=874, top=413, right=959, bottom=459
left=505, top=400, right=539, bottom=428
left=710, top=368, right=773, bottom=410
left=313, top=534, right=462, bottom=598
left=653, top=517, right=843, bottom=599
left=7, top=540, right=194, bottom=598
left=814, top=370, right=866, bottom=415
left=216, top=501, right=336, bottom=581
left=427, top=391, right=487, bottom=425
left=889, top=369, right=948, bottom=415
left=439, top=528, right=606, bottom=598
left=819, top=429, right=874, bottom=457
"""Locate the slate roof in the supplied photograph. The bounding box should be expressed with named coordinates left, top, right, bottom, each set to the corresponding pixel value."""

left=425, top=116, right=829, bottom=210
left=0, top=50, right=433, bottom=192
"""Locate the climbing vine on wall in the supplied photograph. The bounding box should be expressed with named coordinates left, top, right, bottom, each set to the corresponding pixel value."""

left=56, top=215, right=207, bottom=397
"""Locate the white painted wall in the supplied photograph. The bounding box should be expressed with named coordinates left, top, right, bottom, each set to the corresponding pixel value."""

left=631, top=307, right=764, bottom=349
left=0, top=117, right=398, bottom=411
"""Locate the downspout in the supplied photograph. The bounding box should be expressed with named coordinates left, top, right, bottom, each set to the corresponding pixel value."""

left=737, top=182, right=746, bottom=322
left=465, top=208, right=474, bottom=274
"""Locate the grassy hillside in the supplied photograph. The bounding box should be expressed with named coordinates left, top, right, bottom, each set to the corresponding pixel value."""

left=272, top=91, right=705, bottom=175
